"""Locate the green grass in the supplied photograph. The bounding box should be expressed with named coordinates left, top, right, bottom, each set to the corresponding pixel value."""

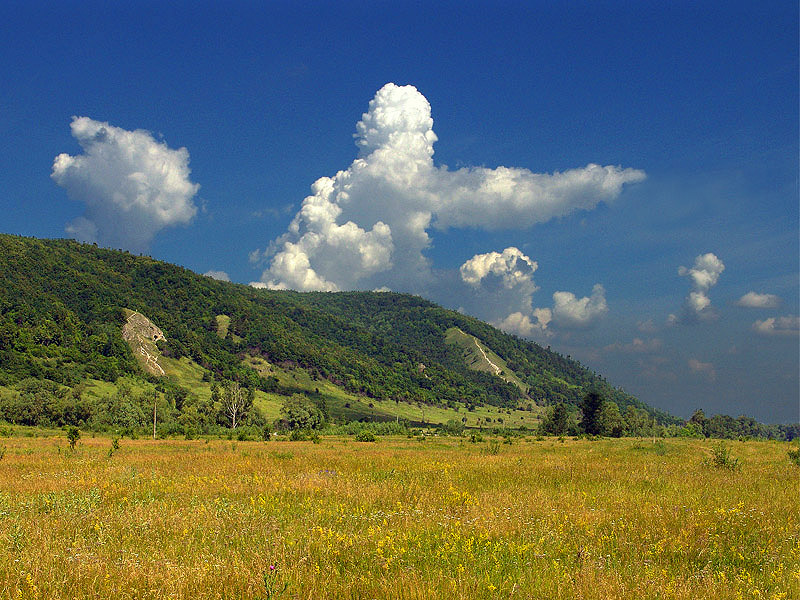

left=214, top=314, right=231, bottom=339
left=445, top=327, right=529, bottom=394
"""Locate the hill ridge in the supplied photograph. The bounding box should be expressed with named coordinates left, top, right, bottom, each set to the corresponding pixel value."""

left=0, top=233, right=677, bottom=428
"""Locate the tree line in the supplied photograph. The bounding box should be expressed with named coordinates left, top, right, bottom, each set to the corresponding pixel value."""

left=538, top=390, right=798, bottom=440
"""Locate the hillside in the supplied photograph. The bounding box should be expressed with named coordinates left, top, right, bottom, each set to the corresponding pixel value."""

left=0, top=234, right=674, bottom=431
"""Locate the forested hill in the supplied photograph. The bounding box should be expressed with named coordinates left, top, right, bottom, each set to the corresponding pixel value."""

left=0, top=234, right=673, bottom=422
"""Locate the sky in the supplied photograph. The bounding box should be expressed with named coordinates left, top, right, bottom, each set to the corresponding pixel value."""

left=1, top=1, right=797, bottom=423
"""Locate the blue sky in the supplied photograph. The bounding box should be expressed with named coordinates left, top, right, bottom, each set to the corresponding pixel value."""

left=1, top=1, right=797, bottom=422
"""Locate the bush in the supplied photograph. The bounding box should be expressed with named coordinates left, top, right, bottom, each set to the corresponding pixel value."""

left=66, top=426, right=80, bottom=450
left=289, top=429, right=307, bottom=441
left=702, top=443, right=741, bottom=470
left=355, top=430, right=376, bottom=442
left=441, top=419, right=465, bottom=436
left=788, top=446, right=800, bottom=467
left=481, top=439, right=501, bottom=455
left=108, top=436, right=120, bottom=458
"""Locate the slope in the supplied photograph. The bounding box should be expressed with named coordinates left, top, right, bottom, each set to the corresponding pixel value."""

left=0, top=234, right=676, bottom=429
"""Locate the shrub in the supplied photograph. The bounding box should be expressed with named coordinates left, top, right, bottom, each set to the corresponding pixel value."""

left=66, top=426, right=80, bottom=450
left=355, top=430, right=376, bottom=442
left=289, top=429, right=307, bottom=441
left=441, top=419, right=465, bottom=436
left=788, top=446, right=800, bottom=467
left=703, top=443, right=741, bottom=470
left=482, top=439, right=501, bottom=455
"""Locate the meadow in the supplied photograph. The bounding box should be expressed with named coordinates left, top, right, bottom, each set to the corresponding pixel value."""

left=0, top=433, right=797, bottom=599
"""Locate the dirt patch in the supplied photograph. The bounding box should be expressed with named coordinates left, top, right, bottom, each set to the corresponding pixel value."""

left=122, top=311, right=166, bottom=376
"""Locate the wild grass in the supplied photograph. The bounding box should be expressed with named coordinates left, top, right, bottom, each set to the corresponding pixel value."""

left=0, top=436, right=796, bottom=599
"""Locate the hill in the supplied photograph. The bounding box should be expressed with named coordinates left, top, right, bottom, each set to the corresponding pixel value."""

left=0, top=234, right=674, bottom=432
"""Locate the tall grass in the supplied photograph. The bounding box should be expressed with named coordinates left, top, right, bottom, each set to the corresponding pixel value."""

left=0, top=436, right=796, bottom=599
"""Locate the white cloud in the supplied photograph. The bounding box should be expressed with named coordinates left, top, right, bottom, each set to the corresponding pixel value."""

left=204, top=270, right=230, bottom=282
left=551, top=284, right=608, bottom=329
left=256, top=83, right=645, bottom=292
left=495, top=308, right=552, bottom=339
left=673, top=252, right=725, bottom=323
left=52, top=117, right=199, bottom=252
left=752, top=316, right=799, bottom=337
left=736, top=291, right=781, bottom=308
left=688, top=358, right=716, bottom=382
left=460, top=247, right=538, bottom=289
left=604, top=337, right=663, bottom=354
left=459, top=247, right=539, bottom=318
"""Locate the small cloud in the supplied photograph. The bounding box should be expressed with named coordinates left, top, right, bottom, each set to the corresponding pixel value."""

left=688, top=358, right=716, bottom=382
left=752, top=316, right=799, bottom=337
left=495, top=309, right=552, bottom=339
left=460, top=247, right=537, bottom=290
left=604, top=337, right=663, bottom=354
left=252, top=203, right=296, bottom=219
left=249, top=281, right=268, bottom=289
left=637, top=319, right=658, bottom=334
left=52, top=116, right=199, bottom=252
left=736, top=291, right=781, bottom=308
left=674, top=252, right=724, bottom=323
left=551, top=284, right=608, bottom=329
left=204, top=270, right=230, bottom=282
left=636, top=355, right=677, bottom=382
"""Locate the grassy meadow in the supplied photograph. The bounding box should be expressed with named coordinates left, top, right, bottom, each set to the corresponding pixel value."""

left=0, top=433, right=797, bottom=599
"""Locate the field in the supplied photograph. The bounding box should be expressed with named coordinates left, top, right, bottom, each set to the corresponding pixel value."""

left=0, top=433, right=797, bottom=599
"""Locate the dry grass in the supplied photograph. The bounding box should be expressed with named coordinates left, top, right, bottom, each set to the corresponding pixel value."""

left=0, top=435, right=797, bottom=599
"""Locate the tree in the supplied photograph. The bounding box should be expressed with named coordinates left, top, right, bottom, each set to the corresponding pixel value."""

left=539, top=402, right=570, bottom=435
left=579, top=389, right=604, bottom=435
left=689, top=409, right=708, bottom=437
left=221, top=381, right=252, bottom=429
left=599, top=401, right=624, bottom=437
left=280, top=394, right=323, bottom=430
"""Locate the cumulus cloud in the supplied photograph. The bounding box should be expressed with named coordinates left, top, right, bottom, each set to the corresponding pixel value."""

left=458, top=248, right=537, bottom=333
left=670, top=253, right=725, bottom=324
left=255, top=83, right=645, bottom=292
left=752, top=316, right=799, bottom=337
left=551, top=284, right=608, bottom=329
left=688, top=358, right=716, bottom=382
left=204, top=270, right=230, bottom=282
left=495, top=308, right=552, bottom=339
left=460, top=247, right=538, bottom=289
left=52, top=116, right=199, bottom=252
left=736, top=291, right=781, bottom=308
